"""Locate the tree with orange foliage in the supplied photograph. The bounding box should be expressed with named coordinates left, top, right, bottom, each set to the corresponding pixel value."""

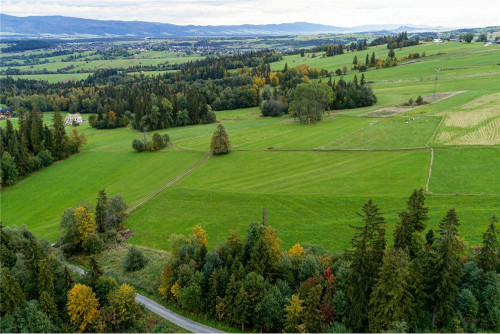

left=191, top=225, right=208, bottom=247
left=108, top=111, right=116, bottom=123
left=67, top=284, right=100, bottom=332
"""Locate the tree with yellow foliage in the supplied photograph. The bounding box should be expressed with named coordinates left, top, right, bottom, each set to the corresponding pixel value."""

left=74, top=207, right=96, bottom=241
left=158, top=263, right=174, bottom=300
left=171, top=282, right=181, bottom=300
left=105, top=284, right=141, bottom=331
left=284, top=294, right=305, bottom=332
left=288, top=243, right=304, bottom=259
left=191, top=225, right=208, bottom=247
left=67, top=284, right=100, bottom=332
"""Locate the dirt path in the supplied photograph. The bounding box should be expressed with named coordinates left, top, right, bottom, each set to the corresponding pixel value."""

left=126, top=152, right=212, bottom=214
left=426, top=148, right=434, bottom=194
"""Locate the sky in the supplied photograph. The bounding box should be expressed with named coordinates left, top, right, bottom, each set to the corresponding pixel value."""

left=2, top=0, right=499, bottom=27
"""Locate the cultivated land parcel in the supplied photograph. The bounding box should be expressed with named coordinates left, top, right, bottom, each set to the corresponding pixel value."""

left=2, top=41, right=499, bottom=253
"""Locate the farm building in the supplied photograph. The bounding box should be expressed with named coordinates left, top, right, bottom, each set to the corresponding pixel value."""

left=65, top=112, right=83, bottom=125
left=433, top=38, right=442, bottom=43
left=0, top=107, right=13, bottom=119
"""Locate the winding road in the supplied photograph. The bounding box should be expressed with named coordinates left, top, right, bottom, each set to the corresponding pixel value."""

left=67, top=264, right=224, bottom=333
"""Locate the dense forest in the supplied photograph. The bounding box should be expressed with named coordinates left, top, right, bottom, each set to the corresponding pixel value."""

left=0, top=49, right=377, bottom=134
left=0, top=223, right=173, bottom=332
left=157, top=190, right=499, bottom=333
left=0, top=109, right=86, bottom=186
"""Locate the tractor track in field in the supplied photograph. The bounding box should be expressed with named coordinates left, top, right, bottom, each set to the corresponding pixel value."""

left=125, top=152, right=212, bottom=214
left=426, top=148, right=434, bottom=194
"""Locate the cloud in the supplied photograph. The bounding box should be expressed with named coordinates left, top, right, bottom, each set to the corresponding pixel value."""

left=2, top=0, right=499, bottom=27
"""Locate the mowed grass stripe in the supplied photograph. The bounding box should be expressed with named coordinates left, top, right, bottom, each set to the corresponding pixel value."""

left=172, top=150, right=430, bottom=195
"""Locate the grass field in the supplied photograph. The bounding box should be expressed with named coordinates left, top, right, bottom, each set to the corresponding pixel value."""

left=2, top=40, right=499, bottom=254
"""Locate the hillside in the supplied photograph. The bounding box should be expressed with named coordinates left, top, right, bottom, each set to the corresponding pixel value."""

left=0, top=14, right=448, bottom=38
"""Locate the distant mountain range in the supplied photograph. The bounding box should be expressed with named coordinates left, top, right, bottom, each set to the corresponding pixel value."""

left=0, top=14, right=450, bottom=38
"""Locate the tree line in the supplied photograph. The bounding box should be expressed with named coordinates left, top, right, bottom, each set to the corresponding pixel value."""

left=157, top=189, right=499, bottom=332
left=0, top=107, right=86, bottom=186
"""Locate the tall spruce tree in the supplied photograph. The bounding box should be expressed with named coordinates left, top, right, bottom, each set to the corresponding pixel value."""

left=234, top=286, right=251, bottom=331
left=346, top=200, right=386, bottom=332
left=0, top=268, right=24, bottom=315
left=394, top=189, right=429, bottom=256
left=95, top=189, right=108, bottom=233
left=430, top=208, right=465, bottom=327
left=38, top=260, right=57, bottom=320
left=52, top=109, right=67, bottom=160
left=30, top=107, right=43, bottom=155
left=86, top=256, right=103, bottom=289
left=370, top=52, right=376, bottom=66
left=478, top=215, right=499, bottom=272
left=368, top=247, right=415, bottom=332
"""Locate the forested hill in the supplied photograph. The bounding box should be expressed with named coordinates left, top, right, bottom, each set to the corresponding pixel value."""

left=0, top=14, right=447, bottom=38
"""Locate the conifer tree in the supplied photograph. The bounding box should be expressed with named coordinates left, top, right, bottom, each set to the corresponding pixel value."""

left=430, top=208, right=465, bottom=327
left=62, top=265, right=75, bottom=292
left=365, top=53, right=370, bottom=66
left=370, top=52, right=376, bottom=66
left=52, top=109, right=67, bottom=160
left=30, top=107, right=43, bottom=155
left=0, top=268, right=24, bottom=315
left=234, top=286, right=251, bottom=331
left=224, top=274, right=239, bottom=323
left=303, top=284, right=322, bottom=332
left=353, top=75, right=358, bottom=88
left=86, top=256, right=103, bottom=289
left=210, top=124, right=230, bottom=155
left=368, top=247, right=415, bottom=332
left=38, top=260, right=57, bottom=320
left=394, top=189, right=429, bottom=256
left=346, top=200, right=386, bottom=332
left=353, top=55, right=358, bottom=65
left=360, top=73, right=366, bottom=85
left=478, top=215, right=499, bottom=272
left=95, top=189, right=108, bottom=233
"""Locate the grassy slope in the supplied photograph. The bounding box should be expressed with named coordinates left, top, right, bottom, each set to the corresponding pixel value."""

left=2, top=41, right=499, bottom=254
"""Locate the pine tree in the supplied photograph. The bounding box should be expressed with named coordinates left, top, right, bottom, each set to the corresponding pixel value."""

left=352, top=55, right=358, bottom=65
left=62, top=265, right=75, bottom=292
left=0, top=268, right=24, bottom=315
left=353, top=75, right=358, bottom=88
left=303, top=284, right=322, bottom=332
left=210, top=124, right=230, bottom=155
left=86, top=256, right=103, bottom=289
left=365, top=53, right=370, bottom=66
left=370, top=52, right=376, bottom=66
left=368, top=247, right=415, bottom=332
left=38, top=260, right=57, bottom=320
left=30, top=107, right=43, bottom=155
left=52, top=109, right=67, bottom=160
left=224, top=274, right=240, bottom=323
left=95, top=189, right=108, bottom=233
left=346, top=200, right=386, bottom=332
left=430, top=208, right=465, bottom=327
left=478, top=215, right=499, bottom=272
left=360, top=73, right=366, bottom=85
left=394, top=189, right=429, bottom=256
left=234, top=286, right=251, bottom=331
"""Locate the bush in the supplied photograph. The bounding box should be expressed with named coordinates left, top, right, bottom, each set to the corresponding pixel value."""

left=37, top=150, right=54, bottom=167
left=205, top=111, right=217, bottom=124
left=324, top=322, right=352, bottom=333
left=260, top=99, right=284, bottom=117
left=358, top=65, right=367, bottom=72
left=82, top=234, right=103, bottom=255
left=123, top=246, right=147, bottom=271
left=416, top=95, right=424, bottom=105
left=132, top=138, right=145, bottom=152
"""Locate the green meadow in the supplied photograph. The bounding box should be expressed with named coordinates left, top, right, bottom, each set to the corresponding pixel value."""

left=2, top=41, right=499, bottom=254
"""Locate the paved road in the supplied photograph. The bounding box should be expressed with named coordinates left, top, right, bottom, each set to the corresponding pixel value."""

left=66, top=264, right=224, bottom=333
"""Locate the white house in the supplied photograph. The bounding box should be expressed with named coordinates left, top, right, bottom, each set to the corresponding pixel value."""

left=65, top=112, right=83, bottom=125
left=433, top=38, right=442, bottom=43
